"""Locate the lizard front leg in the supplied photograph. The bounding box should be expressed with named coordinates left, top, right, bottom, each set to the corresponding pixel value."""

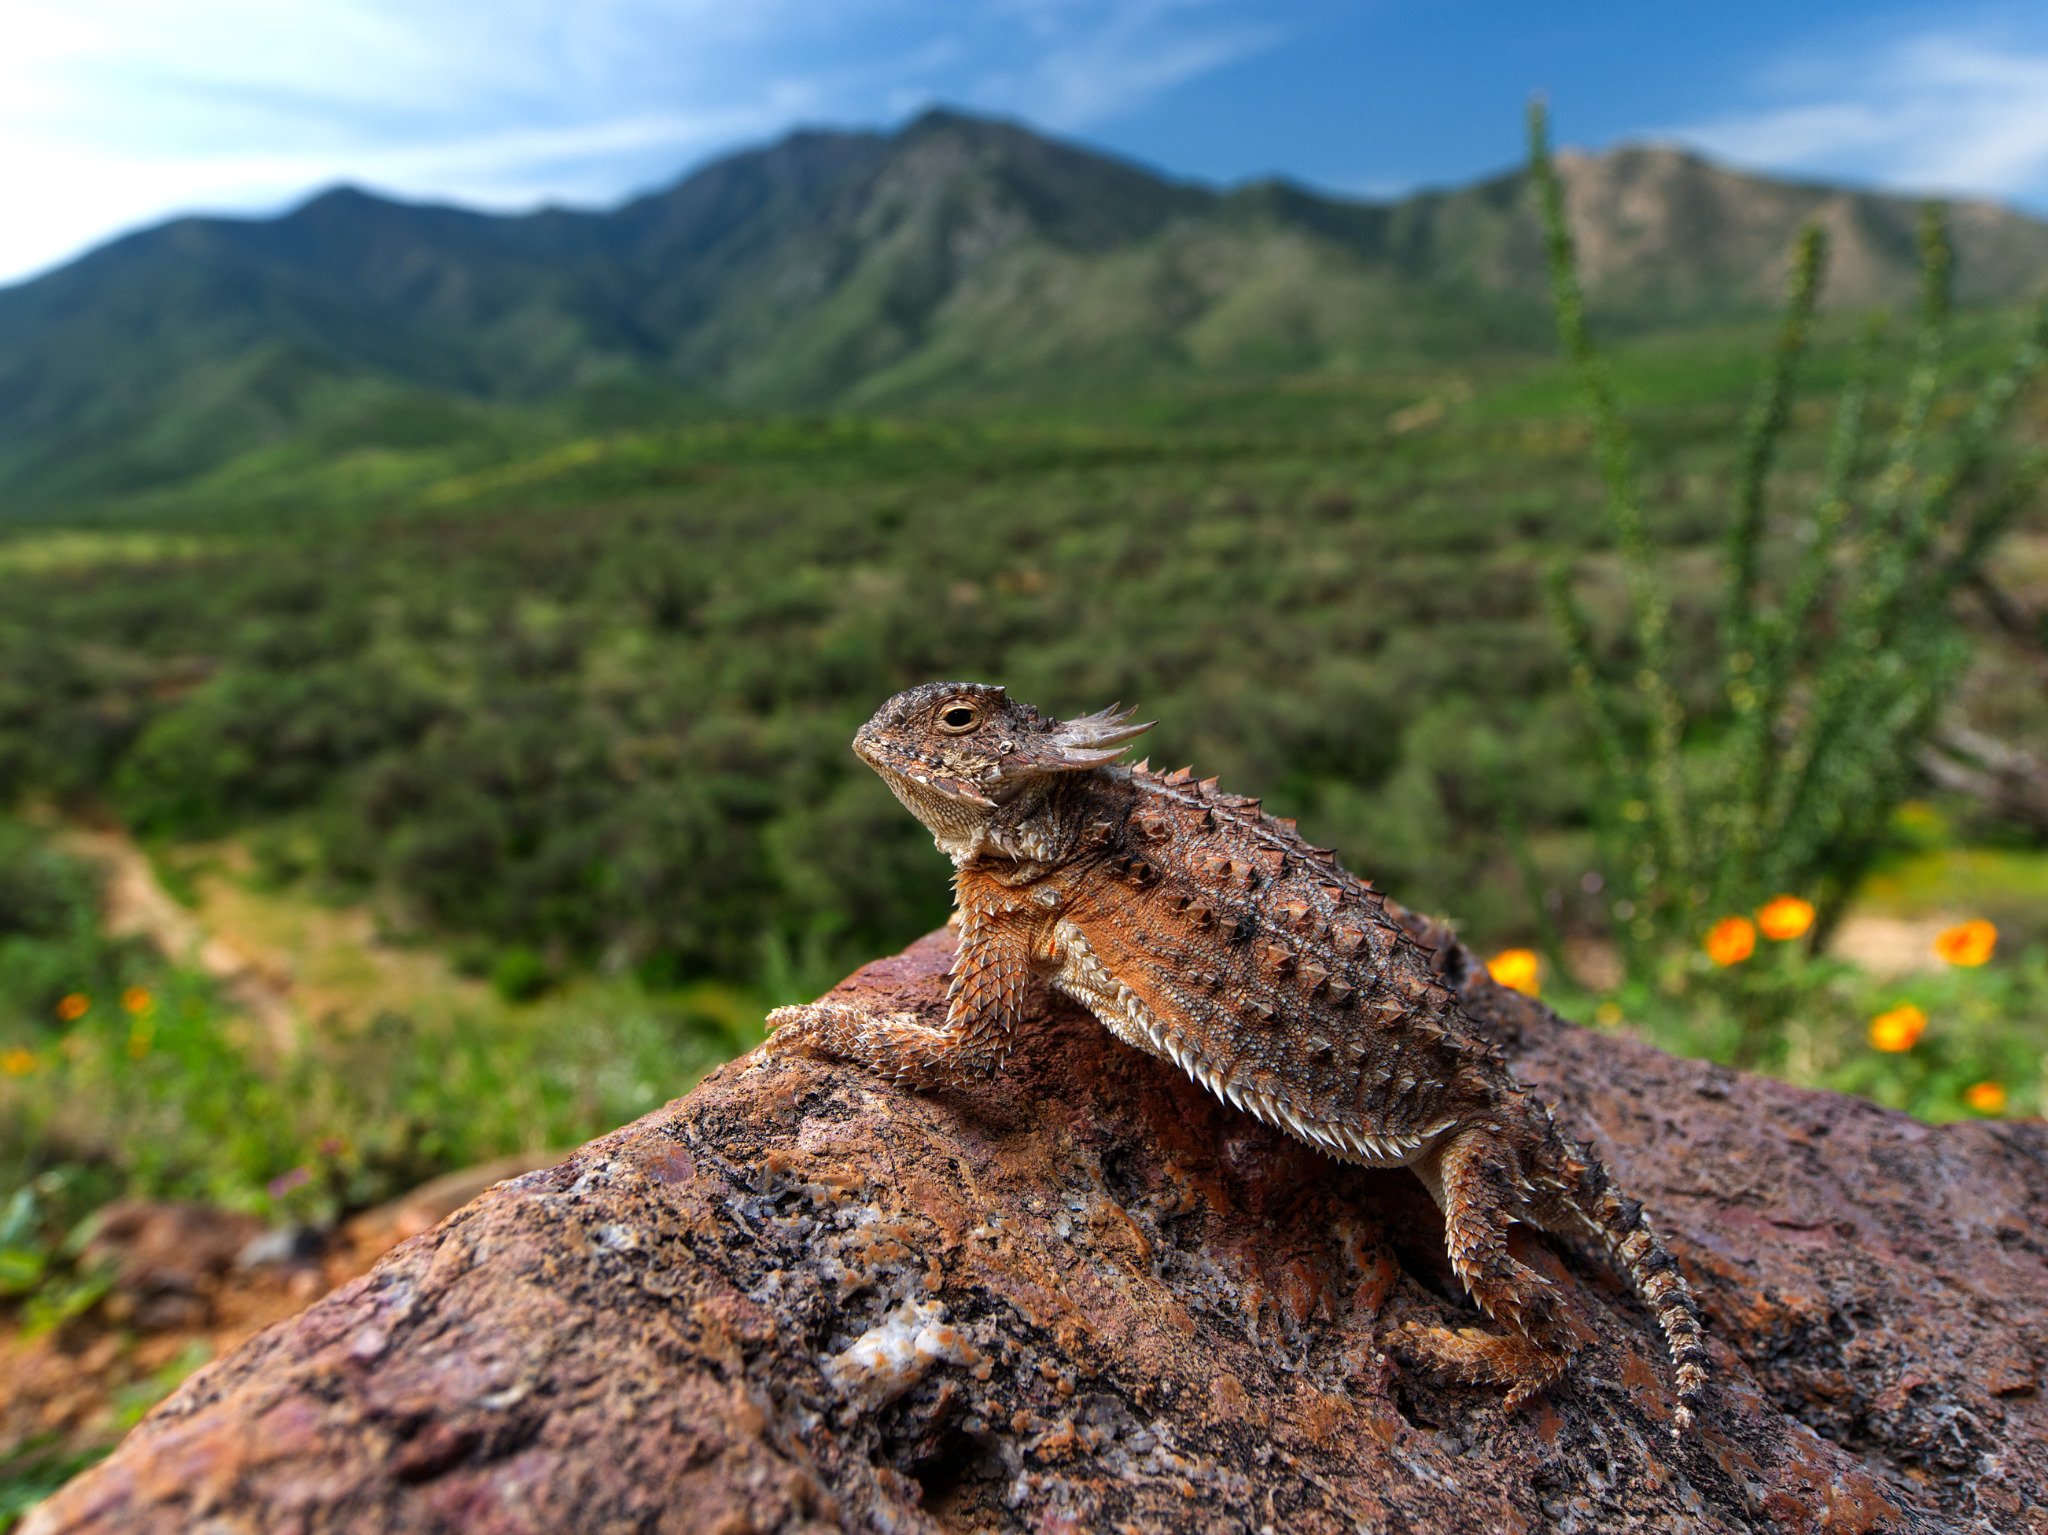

left=763, top=917, right=1032, bottom=1088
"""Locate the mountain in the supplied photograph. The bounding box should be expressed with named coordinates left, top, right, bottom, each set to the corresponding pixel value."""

left=4, top=108, right=2047, bottom=503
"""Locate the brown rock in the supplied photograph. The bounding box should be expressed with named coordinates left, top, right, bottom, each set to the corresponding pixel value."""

left=75, top=1201, right=267, bottom=1331
left=341, top=1150, right=569, bottom=1251
left=26, top=925, right=2048, bottom=1533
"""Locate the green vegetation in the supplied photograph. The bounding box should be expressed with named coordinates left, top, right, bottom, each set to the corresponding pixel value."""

left=1526, top=102, right=2048, bottom=981
left=1539, top=886, right=2048, bottom=1123
left=0, top=822, right=757, bottom=1266
left=2, top=312, right=2040, bottom=1138
left=2, top=1441, right=108, bottom=1533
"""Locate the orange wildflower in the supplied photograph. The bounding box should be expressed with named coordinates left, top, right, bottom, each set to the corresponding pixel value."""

left=1868, top=1003, right=1928, bottom=1053
left=121, top=986, right=153, bottom=1015
left=56, top=992, right=89, bottom=1022
left=1756, top=895, right=1815, bottom=942
left=1704, top=916, right=1756, bottom=967
left=1, top=1047, right=35, bottom=1077
left=1486, top=948, right=1541, bottom=996
left=1963, top=1081, right=2008, bottom=1114
left=1932, top=920, right=1996, bottom=968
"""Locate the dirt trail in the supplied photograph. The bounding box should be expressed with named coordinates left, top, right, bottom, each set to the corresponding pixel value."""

left=54, top=825, right=300, bottom=1053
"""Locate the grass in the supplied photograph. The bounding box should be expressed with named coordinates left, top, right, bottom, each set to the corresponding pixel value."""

left=0, top=815, right=766, bottom=1247
left=1546, top=934, right=2047, bottom=1124
left=1, top=1442, right=108, bottom=1533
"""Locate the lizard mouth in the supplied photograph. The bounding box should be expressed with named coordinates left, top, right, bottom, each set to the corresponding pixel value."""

left=853, top=733, right=999, bottom=807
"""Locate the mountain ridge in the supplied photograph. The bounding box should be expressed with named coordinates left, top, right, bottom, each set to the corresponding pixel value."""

left=5, top=105, right=2047, bottom=502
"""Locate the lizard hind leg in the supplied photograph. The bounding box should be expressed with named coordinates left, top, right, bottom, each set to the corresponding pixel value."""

left=1394, top=1129, right=1577, bottom=1408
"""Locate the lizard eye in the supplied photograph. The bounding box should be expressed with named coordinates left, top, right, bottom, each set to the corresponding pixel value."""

left=937, top=701, right=980, bottom=733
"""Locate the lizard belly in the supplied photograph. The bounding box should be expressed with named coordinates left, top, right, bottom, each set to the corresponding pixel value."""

left=1048, top=919, right=1432, bottom=1169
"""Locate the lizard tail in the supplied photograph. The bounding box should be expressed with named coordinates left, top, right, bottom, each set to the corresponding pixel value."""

left=1530, top=1116, right=1710, bottom=1429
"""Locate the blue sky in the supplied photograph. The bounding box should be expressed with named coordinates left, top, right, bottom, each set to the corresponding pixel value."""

left=6, top=0, right=2048, bottom=285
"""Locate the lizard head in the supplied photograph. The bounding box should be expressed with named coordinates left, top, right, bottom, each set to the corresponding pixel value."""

left=853, top=681, right=1152, bottom=855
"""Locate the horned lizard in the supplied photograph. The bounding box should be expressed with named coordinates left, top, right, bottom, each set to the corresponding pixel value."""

left=766, top=682, right=1709, bottom=1426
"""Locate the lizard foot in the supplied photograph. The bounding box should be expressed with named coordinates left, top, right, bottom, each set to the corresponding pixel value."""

left=1390, top=1319, right=1570, bottom=1410
left=761, top=1002, right=920, bottom=1064
left=761, top=1002, right=988, bottom=1089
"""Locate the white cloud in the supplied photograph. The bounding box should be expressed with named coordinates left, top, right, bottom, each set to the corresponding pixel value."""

left=1665, top=31, right=2048, bottom=205
left=0, top=0, right=1277, bottom=286
left=971, top=0, right=1279, bottom=132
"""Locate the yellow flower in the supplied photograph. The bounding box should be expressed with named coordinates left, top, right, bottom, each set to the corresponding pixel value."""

left=1756, top=895, right=1815, bottom=942
left=1, top=1047, right=35, bottom=1077
left=121, top=986, right=153, bottom=1015
left=1868, top=1003, right=1928, bottom=1053
left=1704, top=916, right=1756, bottom=967
left=56, top=992, right=90, bottom=1022
left=1932, top=920, right=1996, bottom=968
left=1963, top=1081, right=2008, bottom=1115
left=1486, top=948, right=1541, bottom=996
left=1594, top=1002, right=1624, bottom=1028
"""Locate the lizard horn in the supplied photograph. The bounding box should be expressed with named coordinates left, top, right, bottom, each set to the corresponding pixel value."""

left=1047, top=703, right=1154, bottom=767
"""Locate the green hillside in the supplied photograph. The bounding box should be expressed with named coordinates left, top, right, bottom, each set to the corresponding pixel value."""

left=6, top=108, right=2048, bottom=506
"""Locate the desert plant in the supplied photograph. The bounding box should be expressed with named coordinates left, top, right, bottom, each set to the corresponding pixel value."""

left=1527, top=100, right=2048, bottom=980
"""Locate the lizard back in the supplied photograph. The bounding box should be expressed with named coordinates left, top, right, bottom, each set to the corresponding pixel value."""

left=1043, top=761, right=1513, bottom=1162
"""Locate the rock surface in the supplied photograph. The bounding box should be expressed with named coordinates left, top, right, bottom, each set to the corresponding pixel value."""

left=26, top=921, right=2048, bottom=1534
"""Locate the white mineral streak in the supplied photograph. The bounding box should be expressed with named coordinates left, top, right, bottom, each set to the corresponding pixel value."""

left=822, top=1297, right=980, bottom=1408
